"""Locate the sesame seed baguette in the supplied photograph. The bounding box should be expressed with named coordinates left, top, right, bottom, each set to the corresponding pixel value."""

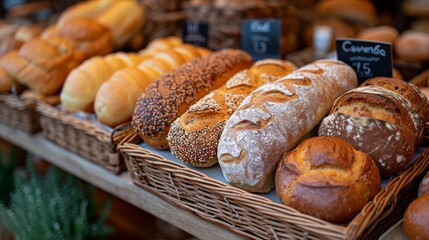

left=167, top=59, right=297, bottom=167
left=132, top=49, right=253, bottom=150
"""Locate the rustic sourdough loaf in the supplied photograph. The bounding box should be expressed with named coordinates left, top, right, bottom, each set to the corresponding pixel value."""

left=276, top=136, right=380, bottom=223
left=319, top=86, right=418, bottom=177
left=217, top=59, right=357, bottom=193
left=167, top=59, right=297, bottom=167
left=132, top=49, right=253, bottom=149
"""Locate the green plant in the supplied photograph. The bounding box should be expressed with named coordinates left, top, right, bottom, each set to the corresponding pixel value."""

left=0, top=161, right=113, bottom=240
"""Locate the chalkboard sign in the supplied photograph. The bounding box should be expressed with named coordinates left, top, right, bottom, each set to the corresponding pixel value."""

left=241, top=19, right=281, bottom=61
left=182, top=21, right=209, bottom=48
left=336, top=38, right=393, bottom=84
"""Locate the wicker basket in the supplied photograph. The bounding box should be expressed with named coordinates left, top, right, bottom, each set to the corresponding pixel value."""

left=119, top=139, right=429, bottom=239
left=37, top=102, right=140, bottom=174
left=183, top=1, right=299, bottom=54
left=0, top=94, right=59, bottom=134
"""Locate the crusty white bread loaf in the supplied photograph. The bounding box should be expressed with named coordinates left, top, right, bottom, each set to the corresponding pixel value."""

left=94, top=44, right=209, bottom=127
left=395, top=30, right=429, bottom=62
left=41, top=18, right=114, bottom=59
left=319, top=86, right=419, bottom=177
left=0, top=37, right=84, bottom=95
left=167, top=59, right=297, bottom=167
left=361, top=77, right=429, bottom=147
left=58, top=0, right=145, bottom=48
left=132, top=49, right=253, bottom=150
left=217, top=59, right=358, bottom=193
left=275, top=136, right=380, bottom=223
left=60, top=52, right=143, bottom=112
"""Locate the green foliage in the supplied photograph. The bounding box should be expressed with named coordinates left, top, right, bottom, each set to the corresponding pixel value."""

left=0, top=161, right=113, bottom=240
left=0, top=146, right=17, bottom=206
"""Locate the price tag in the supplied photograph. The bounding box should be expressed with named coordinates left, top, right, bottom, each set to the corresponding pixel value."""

left=336, top=38, right=393, bottom=84
left=241, top=19, right=281, bottom=61
left=182, top=21, right=209, bottom=48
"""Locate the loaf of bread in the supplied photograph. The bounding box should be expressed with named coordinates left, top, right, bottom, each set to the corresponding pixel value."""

left=276, top=136, right=380, bottom=223
left=0, top=52, right=17, bottom=92
left=0, top=25, right=41, bottom=56
left=0, top=37, right=84, bottom=95
left=395, top=30, right=429, bottom=61
left=419, top=171, right=429, bottom=197
left=217, top=59, right=357, bottom=193
left=95, top=44, right=209, bottom=127
left=316, top=0, right=376, bottom=26
left=42, top=18, right=114, bottom=59
left=167, top=59, right=297, bottom=167
left=132, top=49, right=253, bottom=149
left=357, top=25, right=399, bottom=45
left=404, top=194, right=429, bottom=240
left=319, top=86, right=419, bottom=177
left=361, top=77, right=429, bottom=146
left=58, top=0, right=145, bottom=48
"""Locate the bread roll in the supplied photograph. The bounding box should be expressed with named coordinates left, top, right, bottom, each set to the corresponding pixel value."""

left=357, top=25, right=399, bottom=45
left=404, top=194, right=429, bottom=240
left=217, top=59, right=358, bottom=193
left=316, top=0, right=376, bottom=26
left=360, top=77, right=429, bottom=146
left=167, top=59, right=297, bottom=167
left=58, top=0, right=144, bottom=48
left=60, top=52, right=143, bottom=112
left=42, top=18, right=114, bottom=59
left=0, top=37, right=84, bottom=95
left=95, top=44, right=208, bottom=127
left=395, top=31, right=429, bottom=61
left=319, top=86, right=418, bottom=177
left=276, top=136, right=380, bottom=223
left=419, top=171, right=429, bottom=197
left=132, top=49, right=253, bottom=149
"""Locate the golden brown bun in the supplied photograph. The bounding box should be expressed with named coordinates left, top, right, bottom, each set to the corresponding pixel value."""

left=395, top=31, right=429, bottom=62
left=14, top=25, right=41, bottom=42
left=316, top=0, right=376, bottom=26
left=168, top=59, right=297, bottom=167
left=132, top=49, right=253, bottom=149
left=0, top=37, right=84, bottom=95
left=218, top=60, right=358, bottom=193
left=58, top=0, right=144, bottom=48
left=404, top=194, right=429, bottom=240
left=94, top=45, right=208, bottom=127
left=357, top=25, right=399, bottom=45
left=276, top=136, right=380, bottom=223
left=319, top=86, right=419, bottom=177
left=42, top=18, right=114, bottom=59
left=419, top=172, right=429, bottom=197
left=0, top=25, right=41, bottom=56
left=60, top=52, right=142, bottom=112
left=139, top=36, right=182, bottom=55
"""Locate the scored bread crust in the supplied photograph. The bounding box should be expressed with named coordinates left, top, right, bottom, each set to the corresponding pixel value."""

left=217, top=59, right=357, bottom=193
left=167, top=59, right=297, bottom=167
left=132, top=49, right=253, bottom=149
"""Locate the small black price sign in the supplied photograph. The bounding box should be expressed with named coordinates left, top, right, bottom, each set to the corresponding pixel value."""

left=182, top=21, right=209, bottom=48
left=336, top=38, right=393, bottom=84
left=241, top=19, right=281, bottom=61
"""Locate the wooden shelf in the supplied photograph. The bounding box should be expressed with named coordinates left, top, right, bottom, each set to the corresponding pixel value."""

left=0, top=123, right=242, bottom=240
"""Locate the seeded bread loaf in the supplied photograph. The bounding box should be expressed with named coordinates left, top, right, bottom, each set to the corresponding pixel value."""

left=217, top=59, right=357, bottom=193
left=132, top=49, right=253, bottom=149
left=319, top=86, right=418, bottom=177
left=167, top=59, right=297, bottom=167
left=276, top=136, right=380, bottom=223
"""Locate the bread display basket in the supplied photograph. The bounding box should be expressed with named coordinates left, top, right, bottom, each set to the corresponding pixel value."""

left=0, top=94, right=58, bottom=134
left=118, top=129, right=429, bottom=239
left=37, top=102, right=140, bottom=174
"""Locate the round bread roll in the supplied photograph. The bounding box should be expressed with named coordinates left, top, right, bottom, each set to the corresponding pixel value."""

left=419, top=171, right=429, bottom=197
left=316, top=0, right=376, bottom=26
left=403, top=194, right=429, bottom=240
left=319, top=86, right=418, bottom=177
left=395, top=31, right=429, bottom=61
left=276, top=136, right=381, bottom=223
left=357, top=26, right=399, bottom=45
left=360, top=77, right=429, bottom=146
